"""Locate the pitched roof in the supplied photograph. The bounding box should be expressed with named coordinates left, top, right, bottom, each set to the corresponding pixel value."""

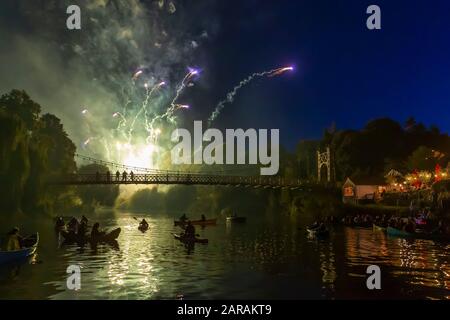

left=344, top=176, right=386, bottom=186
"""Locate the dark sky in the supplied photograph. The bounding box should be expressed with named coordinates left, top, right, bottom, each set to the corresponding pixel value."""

left=192, top=0, right=450, bottom=149
left=1, top=0, right=450, bottom=152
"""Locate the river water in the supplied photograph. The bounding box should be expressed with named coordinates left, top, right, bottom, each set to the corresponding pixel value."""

left=0, top=210, right=448, bottom=299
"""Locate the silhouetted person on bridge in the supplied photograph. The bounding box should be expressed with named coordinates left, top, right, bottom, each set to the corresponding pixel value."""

left=130, top=171, right=134, bottom=181
left=96, top=171, right=100, bottom=181
left=106, top=171, right=111, bottom=182
left=116, top=171, right=120, bottom=181
left=122, top=171, right=127, bottom=181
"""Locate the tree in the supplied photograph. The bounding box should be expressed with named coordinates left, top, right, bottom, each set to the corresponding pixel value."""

left=0, top=90, right=41, bottom=130
left=0, top=90, right=79, bottom=214
left=407, top=146, right=439, bottom=172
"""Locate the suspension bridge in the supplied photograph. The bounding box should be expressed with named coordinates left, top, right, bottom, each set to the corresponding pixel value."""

left=48, top=154, right=321, bottom=191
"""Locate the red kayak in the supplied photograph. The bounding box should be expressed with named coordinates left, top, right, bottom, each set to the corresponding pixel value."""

left=173, top=233, right=208, bottom=244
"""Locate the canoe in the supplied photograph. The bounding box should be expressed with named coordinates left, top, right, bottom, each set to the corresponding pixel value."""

left=226, top=217, right=246, bottom=223
left=174, top=218, right=217, bottom=227
left=100, top=228, right=121, bottom=242
left=173, top=233, right=208, bottom=244
left=306, top=227, right=329, bottom=238
left=61, top=228, right=121, bottom=243
left=373, top=224, right=386, bottom=232
left=0, top=233, right=39, bottom=265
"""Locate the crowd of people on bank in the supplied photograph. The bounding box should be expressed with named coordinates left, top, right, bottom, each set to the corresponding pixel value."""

left=307, top=209, right=450, bottom=237
left=338, top=211, right=449, bottom=235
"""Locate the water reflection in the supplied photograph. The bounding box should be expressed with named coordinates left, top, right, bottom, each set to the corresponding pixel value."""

left=0, top=213, right=448, bottom=299
left=345, top=227, right=449, bottom=299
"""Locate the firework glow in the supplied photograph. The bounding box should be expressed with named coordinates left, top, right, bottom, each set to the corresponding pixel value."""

left=41, top=1, right=294, bottom=172
left=81, top=63, right=293, bottom=170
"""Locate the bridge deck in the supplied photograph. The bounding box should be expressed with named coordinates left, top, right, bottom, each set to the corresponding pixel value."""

left=50, top=173, right=314, bottom=190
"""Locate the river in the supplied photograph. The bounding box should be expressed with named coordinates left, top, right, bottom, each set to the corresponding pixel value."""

left=0, top=210, right=448, bottom=299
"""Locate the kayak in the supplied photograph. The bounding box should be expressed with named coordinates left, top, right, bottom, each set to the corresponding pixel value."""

left=226, top=216, right=246, bottom=223
left=173, top=233, right=208, bottom=244
left=386, top=227, right=449, bottom=242
left=61, top=228, right=121, bottom=243
left=386, top=226, right=415, bottom=238
left=0, top=233, right=39, bottom=265
left=306, top=227, right=329, bottom=238
left=174, top=218, right=217, bottom=227
left=372, top=224, right=386, bottom=232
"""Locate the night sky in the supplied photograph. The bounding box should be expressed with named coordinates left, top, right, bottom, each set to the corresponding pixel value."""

left=198, top=0, right=450, bottom=149
left=1, top=0, right=450, bottom=152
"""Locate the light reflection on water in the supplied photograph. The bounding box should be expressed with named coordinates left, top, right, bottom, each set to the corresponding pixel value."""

left=0, top=212, right=448, bottom=299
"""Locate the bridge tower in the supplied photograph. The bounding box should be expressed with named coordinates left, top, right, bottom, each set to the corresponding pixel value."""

left=317, top=147, right=332, bottom=182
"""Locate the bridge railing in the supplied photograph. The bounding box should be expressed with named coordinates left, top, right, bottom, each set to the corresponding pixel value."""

left=49, top=173, right=306, bottom=188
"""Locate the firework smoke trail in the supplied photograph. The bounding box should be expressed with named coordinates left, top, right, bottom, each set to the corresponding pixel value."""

left=127, top=81, right=165, bottom=144
left=101, top=138, right=112, bottom=161
left=161, top=69, right=198, bottom=123
left=143, top=82, right=166, bottom=140
left=207, top=66, right=294, bottom=125
left=143, top=70, right=197, bottom=143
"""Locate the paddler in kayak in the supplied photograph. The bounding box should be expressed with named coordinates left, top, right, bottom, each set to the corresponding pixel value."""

left=55, top=216, right=65, bottom=229
left=91, top=222, right=106, bottom=239
left=2, top=227, right=23, bottom=251
left=139, top=219, right=149, bottom=230
left=67, top=217, right=79, bottom=233
left=81, top=215, right=88, bottom=225
left=184, top=221, right=196, bottom=239
left=78, top=219, right=88, bottom=237
left=179, top=213, right=188, bottom=223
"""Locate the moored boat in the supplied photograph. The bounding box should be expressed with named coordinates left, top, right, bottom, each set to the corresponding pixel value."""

left=306, top=227, right=329, bottom=238
left=226, top=216, right=246, bottom=223
left=0, top=233, right=39, bottom=264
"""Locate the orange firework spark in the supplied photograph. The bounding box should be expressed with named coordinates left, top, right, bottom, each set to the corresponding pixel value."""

left=267, top=66, right=294, bottom=77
